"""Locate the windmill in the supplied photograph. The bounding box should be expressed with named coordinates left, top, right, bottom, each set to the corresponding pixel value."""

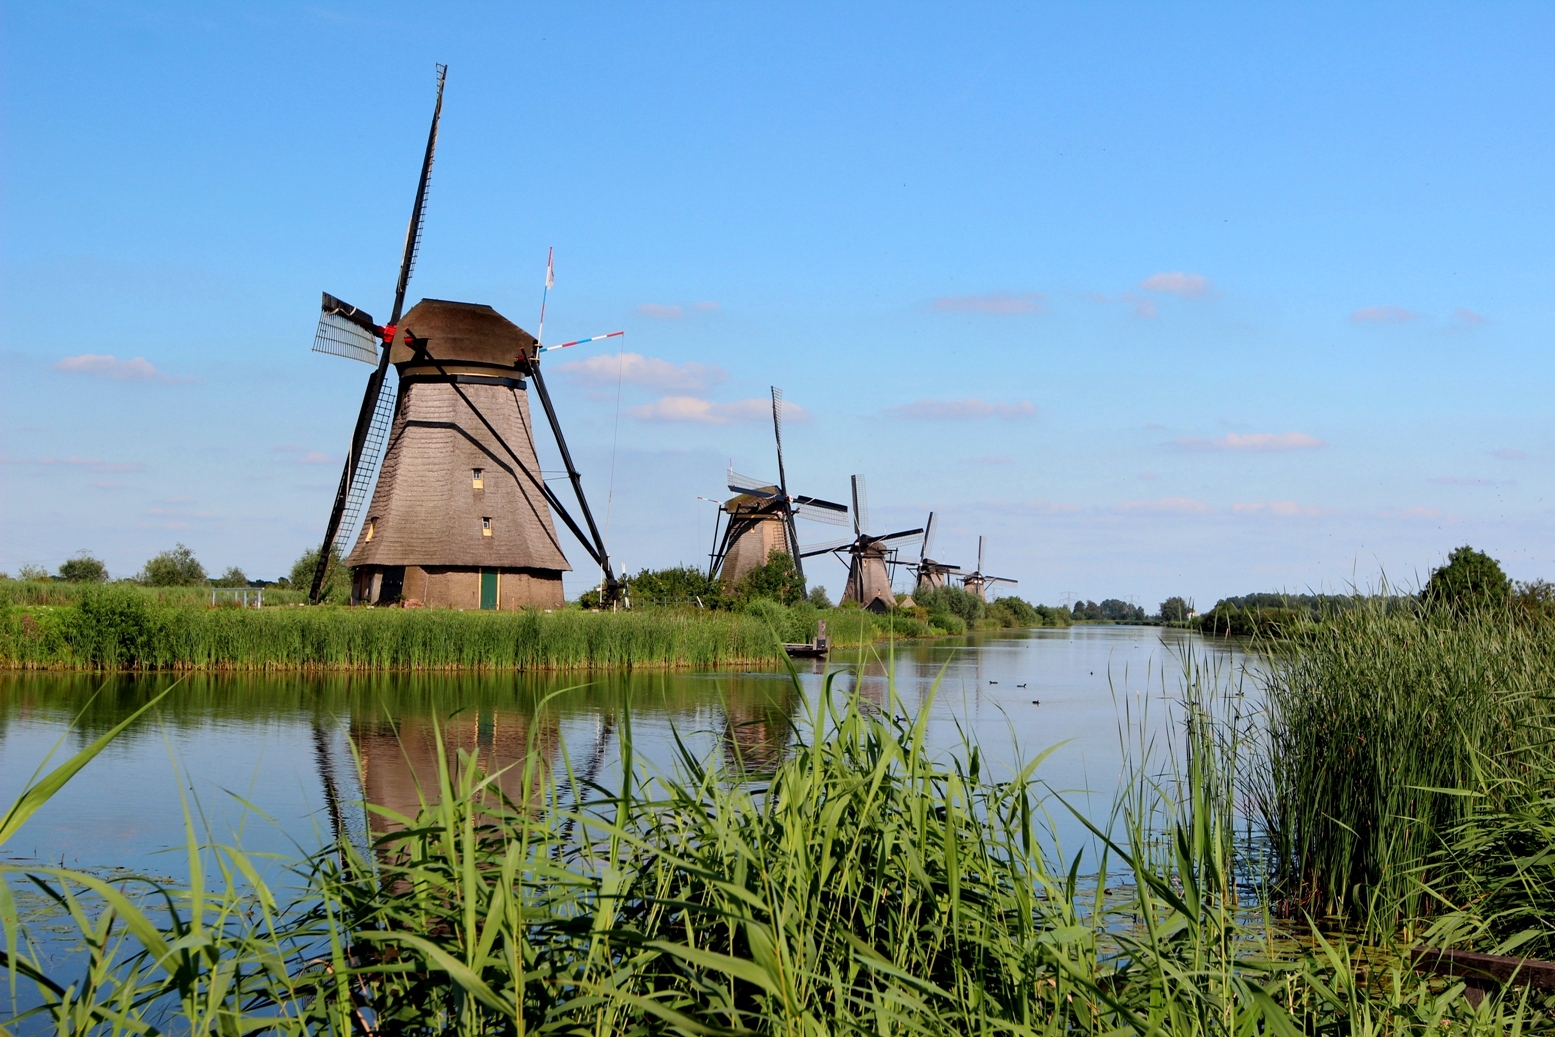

left=908, top=512, right=960, bottom=593
left=707, top=388, right=849, bottom=589
left=801, top=475, right=923, bottom=612
left=960, top=536, right=1018, bottom=602
left=304, top=65, right=619, bottom=609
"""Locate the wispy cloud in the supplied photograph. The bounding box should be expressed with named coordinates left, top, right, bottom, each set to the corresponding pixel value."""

left=884, top=398, right=1036, bottom=420
left=980, top=499, right=1081, bottom=515
left=637, top=303, right=684, bottom=320
left=1377, top=506, right=1442, bottom=520
left=1492, top=448, right=1526, bottom=460
left=54, top=353, right=193, bottom=383
left=555, top=352, right=727, bottom=392
left=968, top=455, right=1012, bottom=465
left=1172, top=431, right=1327, bottom=452
left=693, top=301, right=720, bottom=312
left=274, top=445, right=335, bottom=465
left=1140, top=271, right=1211, bottom=297
left=1349, top=306, right=1418, bottom=325
left=932, top=292, right=1045, bottom=315
left=1117, top=497, right=1212, bottom=514
left=628, top=396, right=809, bottom=425
left=1233, top=500, right=1331, bottom=517
left=1, top=454, right=142, bottom=473
left=1451, top=307, right=1489, bottom=327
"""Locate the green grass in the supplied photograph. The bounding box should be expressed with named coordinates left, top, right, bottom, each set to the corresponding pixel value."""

left=0, top=579, right=310, bottom=608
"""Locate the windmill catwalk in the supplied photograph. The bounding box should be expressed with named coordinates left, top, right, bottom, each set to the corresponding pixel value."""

left=707, top=387, right=848, bottom=587
left=305, top=65, right=619, bottom=609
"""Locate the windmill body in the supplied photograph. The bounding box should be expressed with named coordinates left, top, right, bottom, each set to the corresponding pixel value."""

left=803, top=475, right=922, bottom=614
left=348, top=299, right=571, bottom=609
left=909, top=512, right=960, bottom=594
left=959, top=535, right=1018, bottom=602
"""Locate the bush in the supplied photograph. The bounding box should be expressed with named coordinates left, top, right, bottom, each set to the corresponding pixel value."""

left=1158, top=595, right=1190, bottom=622
left=57, top=554, right=108, bottom=584
left=289, top=545, right=348, bottom=602
left=142, top=543, right=207, bottom=587
left=808, top=585, right=832, bottom=609
left=625, top=565, right=720, bottom=607
left=927, top=611, right=967, bottom=635
left=67, top=586, right=154, bottom=667
left=986, top=594, right=1040, bottom=627
left=1423, top=544, right=1511, bottom=611
left=917, top=585, right=984, bottom=625
left=734, top=552, right=804, bottom=606
left=16, top=563, right=49, bottom=581
left=218, top=566, right=248, bottom=586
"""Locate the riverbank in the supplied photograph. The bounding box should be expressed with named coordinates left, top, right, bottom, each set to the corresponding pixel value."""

left=0, top=589, right=968, bottom=671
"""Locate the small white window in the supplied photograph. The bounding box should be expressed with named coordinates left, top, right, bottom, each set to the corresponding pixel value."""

left=364, top=519, right=376, bottom=542
left=482, top=517, right=492, bottom=537
left=472, top=468, right=484, bottom=489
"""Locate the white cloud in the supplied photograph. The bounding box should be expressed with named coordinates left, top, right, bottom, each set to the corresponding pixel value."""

left=1, top=454, right=142, bottom=473
left=980, top=499, right=1081, bottom=515
left=1140, top=271, right=1211, bottom=296
left=693, top=301, right=720, bottom=312
left=1117, top=497, right=1212, bottom=514
left=932, top=292, right=1045, bottom=315
left=1349, top=305, right=1418, bottom=325
left=637, top=303, right=684, bottom=319
left=884, top=398, right=1037, bottom=420
left=1452, top=307, right=1489, bottom=327
left=1491, top=448, right=1526, bottom=460
left=555, top=352, right=727, bottom=392
left=274, top=445, right=335, bottom=465
left=54, top=353, right=189, bottom=383
left=1233, top=500, right=1331, bottom=516
left=1172, top=431, right=1327, bottom=452
left=1377, top=506, right=1442, bottom=520
left=628, top=395, right=809, bottom=425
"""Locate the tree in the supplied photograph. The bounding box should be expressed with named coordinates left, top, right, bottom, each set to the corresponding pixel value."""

left=142, top=543, right=207, bottom=586
left=290, top=546, right=349, bottom=603
left=1423, top=545, right=1511, bottom=610
left=1158, top=596, right=1190, bottom=622
left=626, top=565, right=719, bottom=605
left=16, top=563, right=49, bottom=581
left=807, top=585, right=833, bottom=609
left=735, top=553, right=805, bottom=606
left=58, top=554, right=109, bottom=584
left=218, top=566, right=248, bottom=586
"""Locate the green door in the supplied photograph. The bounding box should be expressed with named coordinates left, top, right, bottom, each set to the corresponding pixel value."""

left=480, top=569, right=498, bottom=610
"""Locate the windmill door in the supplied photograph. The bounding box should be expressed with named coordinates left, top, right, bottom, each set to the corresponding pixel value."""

left=480, top=570, right=498, bottom=610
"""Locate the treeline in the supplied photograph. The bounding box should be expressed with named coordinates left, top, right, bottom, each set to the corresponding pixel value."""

left=5, top=543, right=343, bottom=596
left=594, top=556, right=1072, bottom=634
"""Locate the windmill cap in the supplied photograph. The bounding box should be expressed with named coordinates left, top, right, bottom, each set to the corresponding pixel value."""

left=389, top=298, right=538, bottom=370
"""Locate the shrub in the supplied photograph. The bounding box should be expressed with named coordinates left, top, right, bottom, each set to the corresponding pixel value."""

left=917, top=585, right=984, bottom=625
left=734, top=552, right=804, bottom=606
left=1423, top=544, right=1511, bottom=611
left=1159, top=595, right=1190, bottom=622
left=16, top=563, right=49, bottom=581
left=67, top=586, right=154, bottom=667
left=288, top=545, right=348, bottom=602
left=927, top=611, right=967, bottom=635
left=142, top=543, right=207, bottom=586
left=218, top=566, right=248, bottom=586
left=625, top=564, right=720, bottom=607
left=57, top=554, right=108, bottom=584
left=808, top=584, right=833, bottom=608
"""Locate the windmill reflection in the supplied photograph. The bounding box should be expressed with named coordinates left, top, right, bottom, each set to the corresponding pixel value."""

left=715, top=677, right=804, bottom=774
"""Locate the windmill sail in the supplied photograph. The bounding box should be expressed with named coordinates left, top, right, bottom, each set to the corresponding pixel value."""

left=310, top=64, right=446, bottom=604
left=312, top=294, right=381, bottom=364
left=336, top=382, right=396, bottom=549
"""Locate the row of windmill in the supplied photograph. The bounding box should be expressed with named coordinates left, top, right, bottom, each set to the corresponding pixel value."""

left=706, top=387, right=1014, bottom=611
left=298, top=66, right=1016, bottom=612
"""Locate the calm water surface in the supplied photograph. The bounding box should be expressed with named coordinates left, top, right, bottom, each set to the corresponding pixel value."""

left=0, top=625, right=1242, bottom=876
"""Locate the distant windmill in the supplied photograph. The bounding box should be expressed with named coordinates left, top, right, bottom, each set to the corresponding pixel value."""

left=304, top=65, right=619, bottom=609
left=908, top=512, right=960, bottom=593
left=960, top=536, right=1018, bottom=602
left=708, top=387, right=848, bottom=588
left=802, top=475, right=923, bottom=612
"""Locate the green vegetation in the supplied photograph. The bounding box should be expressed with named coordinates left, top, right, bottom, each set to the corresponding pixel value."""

left=139, top=542, right=207, bottom=586
left=10, top=661, right=1539, bottom=1035
left=55, top=553, right=108, bottom=584
left=288, top=544, right=349, bottom=602
left=1158, top=595, right=1191, bottom=622
left=1422, top=544, right=1512, bottom=610
left=1069, top=597, right=1146, bottom=622
left=913, top=585, right=1070, bottom=632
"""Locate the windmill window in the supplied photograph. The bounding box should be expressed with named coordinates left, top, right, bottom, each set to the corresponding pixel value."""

left=482, top=517, right=492, bottom=537
left=472, top=468, right=483, bottom=489
left=364, top=519, right=376, bottom=542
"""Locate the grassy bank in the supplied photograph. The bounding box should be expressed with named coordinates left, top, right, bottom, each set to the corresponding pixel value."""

left=8, top=664, right=1533, bottom=1035
left=0, top=589, right=974, bottom=671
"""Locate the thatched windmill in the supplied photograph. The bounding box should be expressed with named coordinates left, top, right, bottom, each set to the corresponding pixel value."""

left=801, top=475, right=923, bottom=612
left=708, top=387, right=848, bottom=588
left=908, top=512, right=960, bottom=593
left=960, top=536, right=1018, bottom=601
left=304, top=65, right=618, bottom=609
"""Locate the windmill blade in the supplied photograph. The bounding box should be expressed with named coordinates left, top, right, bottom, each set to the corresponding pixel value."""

left=312, top=293, right=381, bottom=364
left=799, top=537, right=855, bottom=558
left=727, top=469, right=781, bottom=498
left=977, top=535, right=986, bottom=575
left=921, top=511, right=936, bottom=564
left=874, top=527, right=925, bottom=545
left=985, top=575, right=1019, bottom=585
left=309, top=63, right=444, bottom=604
left=770, top=387, right=788, bottom=493
left=850, top=474, right=868, bottom=536
left=793, top=494, right=847, bottom=512
left=795, top=501, right=848, bottom=525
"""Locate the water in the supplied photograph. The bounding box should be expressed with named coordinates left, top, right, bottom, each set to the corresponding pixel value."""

left=0, top=625, right=1240, bottom=876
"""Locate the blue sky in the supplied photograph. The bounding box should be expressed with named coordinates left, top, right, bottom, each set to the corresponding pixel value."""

left=4, top=2, right=1554, bottom=608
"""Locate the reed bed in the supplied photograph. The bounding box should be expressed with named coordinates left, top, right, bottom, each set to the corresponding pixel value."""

left=1252, top=600, right=1555, bottom=933
left=0, top=580, right=310, bottom=608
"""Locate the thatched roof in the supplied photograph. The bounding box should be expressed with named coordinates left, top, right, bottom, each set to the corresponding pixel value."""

left=389, top=299, right=538, bottom=369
